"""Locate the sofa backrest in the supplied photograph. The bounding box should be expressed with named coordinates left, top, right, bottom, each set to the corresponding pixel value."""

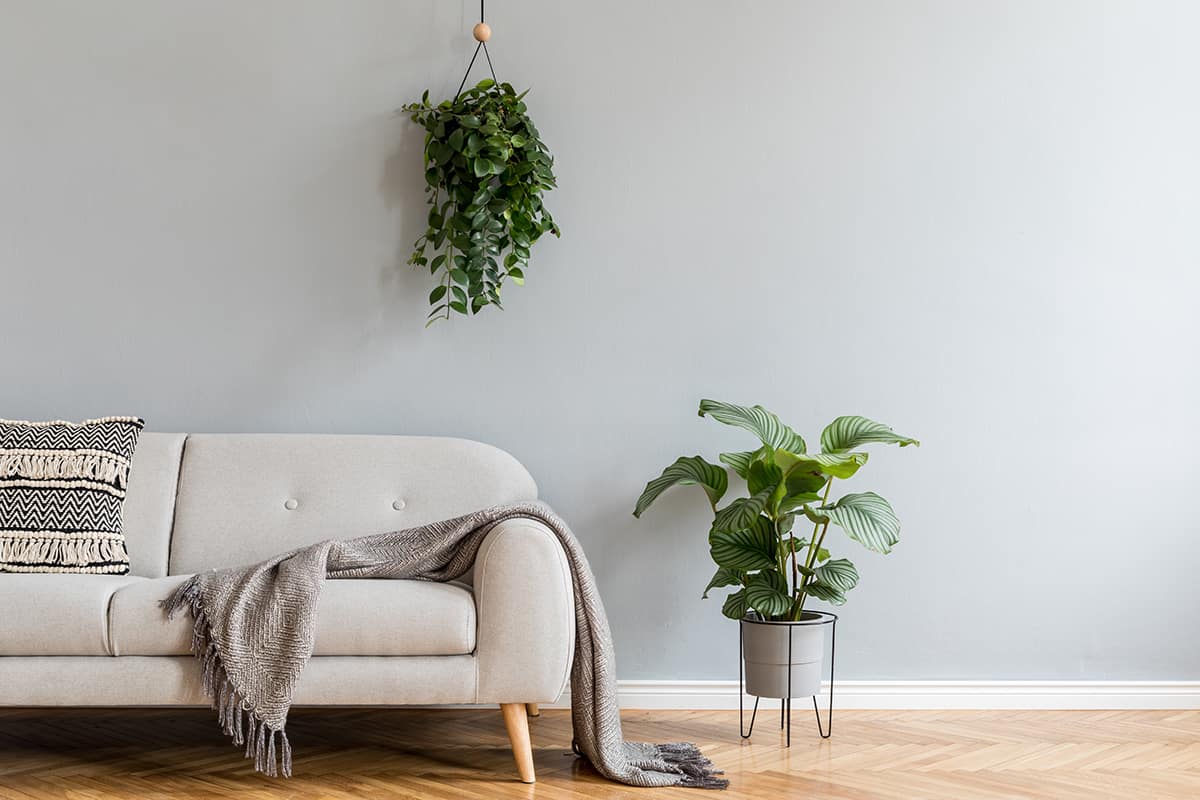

left=123, top=432, right=187, bottom=577
left=120, top=433, right=538, bottom=577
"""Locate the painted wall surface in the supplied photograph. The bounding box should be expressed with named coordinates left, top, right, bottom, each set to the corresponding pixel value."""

left=2, top=1, right=1198, bottom=680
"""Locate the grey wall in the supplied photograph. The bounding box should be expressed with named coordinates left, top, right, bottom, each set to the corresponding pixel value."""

left=2, top=1, right=1198, bottom=680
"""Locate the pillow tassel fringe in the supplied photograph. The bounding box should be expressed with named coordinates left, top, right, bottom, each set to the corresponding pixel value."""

left=0, top=451, right=131, bottom=488
left=0, top=533, right=127, bottom=574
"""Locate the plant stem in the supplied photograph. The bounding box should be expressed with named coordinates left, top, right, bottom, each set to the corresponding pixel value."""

left=775, top=516, right=788, bottom=580
left=792, top=476, right=835, bottom=620
left=790, top=524, right=799, bottom=602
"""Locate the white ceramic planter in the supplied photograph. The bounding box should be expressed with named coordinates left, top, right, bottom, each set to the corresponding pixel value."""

left=741, top=614, right=826, bottom=699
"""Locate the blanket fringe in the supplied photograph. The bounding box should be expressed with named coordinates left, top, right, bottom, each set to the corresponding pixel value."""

left=162, top=578, right=292, bottom=778
left=656, top=743, right=729, bottom=790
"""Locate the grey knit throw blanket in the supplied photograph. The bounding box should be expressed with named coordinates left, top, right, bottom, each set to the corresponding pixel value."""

left=162, top=501, right=727, bottom=788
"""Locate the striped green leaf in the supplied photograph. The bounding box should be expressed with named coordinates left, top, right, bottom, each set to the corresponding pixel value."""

left=712, top=490, right=771, bottom=533
left=820, top=416, right=919, bottom=454
left=786, top=537, right=830, bottom=562
left=702, top=567, right=741, bottom=599
left=722, top=589, right=749, bottom=620
left=633, top=456, right=727, bottom=517
left=805, top=578, right=847, bottom=605
left=718, top=449, right=761, bottom=479
left=698, top=399, right=806, bottom=453
left=778, top=491, right=824, bottom=514
left=745, top=570, right=791, bottom=617
left=776, top=450, right=868, bottom=480
left=822, top=492, right=900, bottom=554
left=813, top=558, right=859, bottom=593
left=709, top=517, right=777, bottom=571
left=804, top=506, right=830, bottom=525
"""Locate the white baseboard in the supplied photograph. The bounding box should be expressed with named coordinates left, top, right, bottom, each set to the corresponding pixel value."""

left=545, top=680, right=1200, bottom=710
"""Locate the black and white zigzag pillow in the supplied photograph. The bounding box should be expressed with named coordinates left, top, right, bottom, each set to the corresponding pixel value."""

left=0, top=417, right=144, bottom=574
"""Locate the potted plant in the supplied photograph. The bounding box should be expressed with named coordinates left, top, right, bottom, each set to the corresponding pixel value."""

left=633, top=399, right=917, bottom=699
left=402, top=79, right=559, bottom=325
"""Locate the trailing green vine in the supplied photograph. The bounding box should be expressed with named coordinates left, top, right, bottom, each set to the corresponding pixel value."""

left=403, top=79, right=559, bottom=324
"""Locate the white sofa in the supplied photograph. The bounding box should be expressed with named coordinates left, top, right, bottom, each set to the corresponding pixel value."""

left=0, top=433, right=575, bottom=783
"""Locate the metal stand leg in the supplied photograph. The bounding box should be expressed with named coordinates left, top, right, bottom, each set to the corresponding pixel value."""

left=812, top=616, right=836, bottom=739
left=739, top=623, right=760, bottom=738
left=785, top=624, right=792, bottom=746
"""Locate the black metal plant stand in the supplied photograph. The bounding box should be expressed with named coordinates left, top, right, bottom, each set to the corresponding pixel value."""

left=739, top=611, right=837, bottom=746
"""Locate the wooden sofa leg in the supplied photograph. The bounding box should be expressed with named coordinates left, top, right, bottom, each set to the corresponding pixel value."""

left=526, top=703, right=540, bottom=717
left=500, top=703, right=536, bottom=783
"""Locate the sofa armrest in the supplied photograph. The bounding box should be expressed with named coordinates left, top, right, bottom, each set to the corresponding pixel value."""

left=470, top=517, right=574, bottom=704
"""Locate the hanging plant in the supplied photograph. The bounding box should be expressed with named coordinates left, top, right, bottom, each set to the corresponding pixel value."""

left=403, top=74, right=559, bottom=324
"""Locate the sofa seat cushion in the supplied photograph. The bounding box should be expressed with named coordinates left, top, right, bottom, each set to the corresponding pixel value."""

left=0, top=574, right=142, bottom=655
left=109, top=576, right=477, bottom=656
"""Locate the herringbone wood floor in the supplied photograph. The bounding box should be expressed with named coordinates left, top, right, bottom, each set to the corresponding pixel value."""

left=0, top=708, right=1197, bottom=799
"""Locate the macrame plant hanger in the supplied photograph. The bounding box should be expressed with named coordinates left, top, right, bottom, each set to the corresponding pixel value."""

left=456, top=0, right=499, bottom=99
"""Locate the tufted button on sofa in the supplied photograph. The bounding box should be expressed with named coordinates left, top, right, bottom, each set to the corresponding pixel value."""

left=0, top=433, right=574, bottom=783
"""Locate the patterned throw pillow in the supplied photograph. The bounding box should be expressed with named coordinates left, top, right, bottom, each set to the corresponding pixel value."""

left=0, top=417, right=144, bottom=574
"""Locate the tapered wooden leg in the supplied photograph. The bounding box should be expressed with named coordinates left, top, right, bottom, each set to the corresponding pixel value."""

left=526, top=703, right=540, bottom=717
left=500, top=703, right=536, bottom=783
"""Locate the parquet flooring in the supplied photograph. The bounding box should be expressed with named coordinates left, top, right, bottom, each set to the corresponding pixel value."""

left=0, top=707, right=1197, bottom=798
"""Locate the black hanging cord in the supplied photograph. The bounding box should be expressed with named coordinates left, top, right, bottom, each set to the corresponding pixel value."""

left=455, top=0, right=499, bottom=100
left=481, top=41, right=497, bottom=83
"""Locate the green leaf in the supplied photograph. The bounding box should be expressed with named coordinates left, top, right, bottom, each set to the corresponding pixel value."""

left=709, top=517, right=777, bottom=571
left=784, top=467, right=827, bottom=497
left=460, top=115, right=481, bottom=128
left=821, top=416, right=920, bottom=453
left=473, top=158, right=493, bottom=178
left=447, top=127, right=465, bottom=152
left=803, top=506, right=830, bottom=525
left=804, top=579, right=846, bottom=605
left=450, top=268, right=469, bottom=285
left=702, top=567, right=741, bottom=599
left=712, top=490, right=772, bottom=533
left=747, top=459, right=783, bottom=497
left=722, top=589, right=749, bottom=620
left=698, top=399, right=806, bottom=453
left=778, top=492, right=824, bottom=514
left=785, top=538, right=830, bottom=562
left=745, top=570, right=791, bottom=618
left=428, top=285, right=447, bottom=304
left=822, top=492, right=900, bottom=554
left=776, top=450, right=868, bottom=481
left=633, top=456, right=728, bottom=517
left=475, top=78, right=495, bottom=90
left=813, top=558, right=859, bottom=593
left=718, top=449, right=761, bottom=479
